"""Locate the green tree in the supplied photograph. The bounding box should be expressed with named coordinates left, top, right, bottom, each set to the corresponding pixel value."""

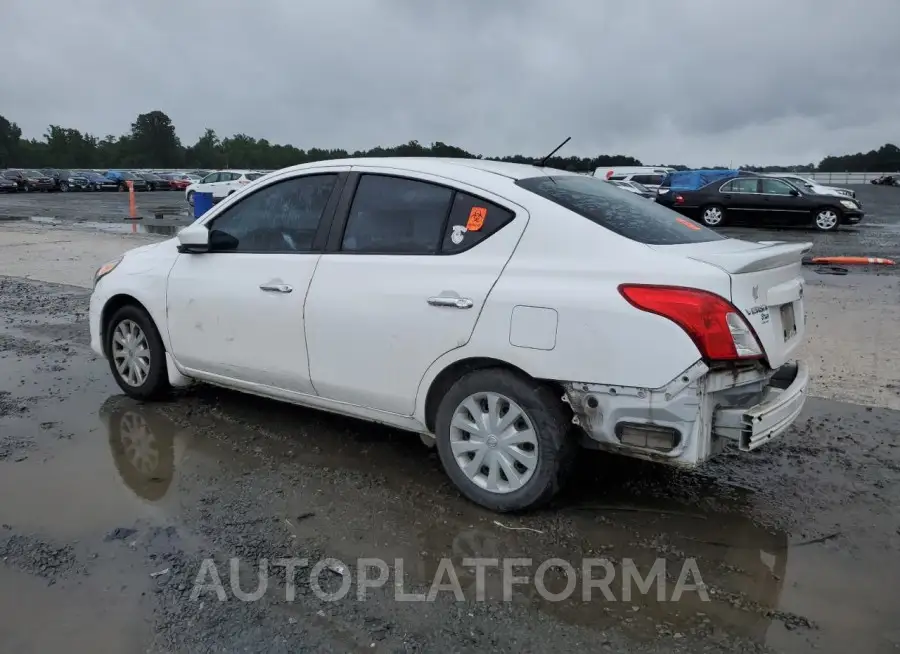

left=0, top=114, right=23, bottom=168
left=128, top=110, right=182, bottom=167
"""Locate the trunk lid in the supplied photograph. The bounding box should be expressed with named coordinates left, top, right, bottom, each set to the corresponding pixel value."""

left=651, top=239, right=811, bottom=368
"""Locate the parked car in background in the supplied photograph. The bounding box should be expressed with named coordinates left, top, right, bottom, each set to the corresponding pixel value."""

left=2, top=169, right=54, bottom=192
left=104, top=170, right=149, bottom=192
left=607, top=179, right=654, bottom=198
left=870, top=174, right=898, bottom=186
left=656, top=169, right=863, bottom=231
left=89, top=157, right=810, bottom=512
left=764, top=173, right=856, bottom=199
left=76, top=170, right=120, bottom=192
left=593, top=166, right=677, bottom=192
left=184, top=169, right=264, bottom=205
left=0, top=173, right=19, bottom=192
left=156, top=173, right=191, bottom=190
left=41, top=168, right=91, bottom=192
left=133, top=171, right=172, bottom=191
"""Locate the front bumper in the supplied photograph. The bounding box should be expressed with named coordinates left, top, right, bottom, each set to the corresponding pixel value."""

left=712, top=361, right=808, bottom=451
left=843, top=210, right=864, bottom=224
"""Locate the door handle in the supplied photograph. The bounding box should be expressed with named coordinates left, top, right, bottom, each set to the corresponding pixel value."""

left=427, top=296, right=473, bottom=309
left=259, top=283, right=293, bottom=293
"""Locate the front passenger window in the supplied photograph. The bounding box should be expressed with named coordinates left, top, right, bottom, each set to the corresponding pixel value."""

left=761, top=179, right=796, bottom=195
left=201, top=173, right=220, bottom=184
left=207, top=174, right=338, bottom=253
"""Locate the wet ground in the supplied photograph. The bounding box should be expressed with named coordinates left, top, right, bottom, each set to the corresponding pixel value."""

left=1, top=273, right=899, bottom=653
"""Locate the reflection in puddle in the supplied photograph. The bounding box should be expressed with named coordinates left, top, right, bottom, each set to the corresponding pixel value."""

left=94, top=395, right=898, bottom=653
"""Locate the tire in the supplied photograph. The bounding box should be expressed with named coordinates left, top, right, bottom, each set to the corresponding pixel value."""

left=23, top=183, right=30, bottom=193
left=105, top=304, right=170, bottom=401
left=59, top=182, right=69, bottom=192
left=119, top=182, right=127, bottom=192
left=700, top=204, right=725, bottom=227
left=186, top=190, right=195, bottom=206
left=434, top=368, right=575, bottom=512
left=813, top=207, right=840, bottom=231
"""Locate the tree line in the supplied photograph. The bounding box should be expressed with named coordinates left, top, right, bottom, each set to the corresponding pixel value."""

left=1, top=110, right=898, bottom=173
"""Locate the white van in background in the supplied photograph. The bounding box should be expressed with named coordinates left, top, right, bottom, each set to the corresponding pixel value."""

left=593, top=166, right=677, bottom=191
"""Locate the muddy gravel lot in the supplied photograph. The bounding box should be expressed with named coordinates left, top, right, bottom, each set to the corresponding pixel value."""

left=0, top=273, right=899, bottom=653
left=2, top=186, right=900, bottom=652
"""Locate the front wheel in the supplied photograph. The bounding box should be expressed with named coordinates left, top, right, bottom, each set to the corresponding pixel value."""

left=105, top=305, right=170, bottom=401
left=59, top=182, right=69, bottom=192
left=186, top=190, right=195, bottom=206
left=700, top=205, right=725, bottom=227
left=813, top=207, right=840, bottom=231
left=23, top=183, right=31, bottom=193
left=435, top=368, right=575, bottom=512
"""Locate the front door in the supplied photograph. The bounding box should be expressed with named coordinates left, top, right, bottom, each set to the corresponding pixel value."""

left=304, top=169, right=527, bottom=415
left=166, top=169, right=347, bottom=394
left=759, top=178, right=810, bottom=225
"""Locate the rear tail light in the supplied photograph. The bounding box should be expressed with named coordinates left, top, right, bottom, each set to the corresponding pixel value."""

left=674, top=194, right=685, bottom=205
left=618, top=284, right=764, bottom=361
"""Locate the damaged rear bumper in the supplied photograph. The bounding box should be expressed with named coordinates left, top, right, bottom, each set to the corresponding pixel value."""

left=563, top=360, right=808, bottom=467
left=712, top=361, right=808, bottom=451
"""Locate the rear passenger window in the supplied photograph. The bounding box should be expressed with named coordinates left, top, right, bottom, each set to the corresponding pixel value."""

left=342, top=175, right=454, bottom=254
left=441, top=193, right=514, bottom=254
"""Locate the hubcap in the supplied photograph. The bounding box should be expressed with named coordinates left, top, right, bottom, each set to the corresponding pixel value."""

left=816, top=210, right=838, bottom=230
left=704, top=208, right=723, bottom=225
left=112, top=319, right=151, bottom=387
left=119, top=412, right=160, bottom=475
left=449, top=392, right=539, bottom=494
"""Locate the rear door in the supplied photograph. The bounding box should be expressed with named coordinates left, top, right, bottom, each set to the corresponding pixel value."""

left=718, top=178, right=764, bottom=221
left=304, top=169, right=527, bottom=415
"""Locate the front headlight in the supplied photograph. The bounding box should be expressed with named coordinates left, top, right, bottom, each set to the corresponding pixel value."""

left=840, top=200, right=858, bottom=209
left=93, top=257, right=123, bottom=288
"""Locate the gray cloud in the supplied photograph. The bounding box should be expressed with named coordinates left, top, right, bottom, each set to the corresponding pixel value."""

left=2, top=0, right=898, bottom=166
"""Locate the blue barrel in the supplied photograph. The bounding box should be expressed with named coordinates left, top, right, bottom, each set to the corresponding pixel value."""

left=193, top=192, right=213, bottom=219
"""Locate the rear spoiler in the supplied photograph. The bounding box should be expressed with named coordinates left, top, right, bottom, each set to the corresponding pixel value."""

left=686, top=242, right=813, bottom=274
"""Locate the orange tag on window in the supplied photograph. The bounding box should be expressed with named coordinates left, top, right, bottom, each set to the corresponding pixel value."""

left=676, top=217, right=701, bottom=231
left=466, top=207, right=487, bottom=231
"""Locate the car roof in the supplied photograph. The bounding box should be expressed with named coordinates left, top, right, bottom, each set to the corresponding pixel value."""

left=274, top=157, right=579, bottom=182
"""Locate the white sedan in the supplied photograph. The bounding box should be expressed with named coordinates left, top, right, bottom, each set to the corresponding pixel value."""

left=89, top=158, right=810, bottom=512
left=184, top=169, right=265, bottom=205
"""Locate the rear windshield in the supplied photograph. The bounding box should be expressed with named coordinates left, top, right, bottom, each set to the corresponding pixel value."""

left=245, top=172, right=264, bottom=180
left=515, top=175, right=724, bottom=245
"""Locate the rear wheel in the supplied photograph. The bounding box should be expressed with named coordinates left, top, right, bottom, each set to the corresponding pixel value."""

left=105, top=304, right=170, bottom=401
left=434, top=368, right=575, bottom=512
left=186, top=190, right=195, bottom=206
left=59, top=181, right=69, bottom=192
left=23, top=183, right=31, bottom=193
left=813, top=207, right=840, bottom=231
left=119, top=182, right=127, bottom=192
left=700, top=205, right=725, bottom=227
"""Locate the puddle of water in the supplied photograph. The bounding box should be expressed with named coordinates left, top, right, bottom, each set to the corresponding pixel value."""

left=69, top=220, right=185, bottom=236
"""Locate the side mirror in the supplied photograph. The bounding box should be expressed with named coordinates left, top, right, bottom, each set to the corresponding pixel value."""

left=176, top=222, right=210, bottom=253
left=789, top=189, right=800, bottom=197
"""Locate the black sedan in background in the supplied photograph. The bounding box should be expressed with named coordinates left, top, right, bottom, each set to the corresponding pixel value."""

left=41, top=168, right=91, bottom=192
left=656, top=174, right=864, bottom=232
left=1, top=169, right=55, bottom=192
left=0, top=174, right=18, bottom=192
left=133, top=171, right=172, bottom=191
left=75, top=171, right=120, bottom=191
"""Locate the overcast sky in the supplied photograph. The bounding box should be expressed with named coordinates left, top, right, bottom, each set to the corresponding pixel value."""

left=3, top=0, right=898, bottom=166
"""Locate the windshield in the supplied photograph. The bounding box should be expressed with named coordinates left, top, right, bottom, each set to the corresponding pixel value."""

left=246, top=172, right=264, bottom=180
left=630, top=181, right=650, bottom=193
left=25, top=170, right=44, bottom=177
left=516, top=174, right=724, bottom=245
